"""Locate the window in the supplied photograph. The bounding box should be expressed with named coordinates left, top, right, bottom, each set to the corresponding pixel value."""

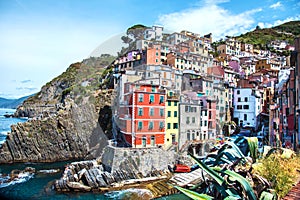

left=168, top=111, right=171, bottom=117
left=186, top=117, right=190, bottom=124
left=185, top=105, right=189, bottom=112
left=148, top=121, right=154, bottom=130
left=149, top=108, right=154, bottom=116
left=149, top=94, right=154, bottom=103
left=160, top=109, right=164, bottom=116
left=151, top=135, right=155, bottom=146
left=168, top=101, right=171, bottom=106
left=174, top=102, right=178, bottom=106
left=192, top=117, right=195, bottom=123
left=192, top=132, right=195, bottom=140
left=237, top=105, right=242, bottom=109
left=204, top=120, right=207, bottom=126
left=205, top=110, right=207, bottom=116
left=243, top=105, right=249, bottom=109
left=138, top=108, right=143, bottom=116
left=138, top=94, right=144, bottom=102
left=173, top=123, right=178, bottom=129
left=142, top=136, right=146, bottom=147
left=244, top=114, right=247, bottom=121
left=238, top=97, right=241, bottom=102
left=172, top=134, right=176, bottom=144
left=152, top=86, right=156, bottom=92
left=159, top=121, right=164, bottom=129
left=138, top=121, right=143, bottom=130
left=245, top=97, right=248, bottom=102
left=159, top=96, right=164, bottom=103
left=174, top=111, right=178, bottom=117
left=167, top=123, right=171, bottom=129
left=237, top=90, right=240, bottom=94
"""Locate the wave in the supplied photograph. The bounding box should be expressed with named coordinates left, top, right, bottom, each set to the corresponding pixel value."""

left=0, top=172, right=34, bottom=188
left=0, top=131, right=8, bottom=136
left=38, top=169, right=60, bottom=174
left=105, top=188, right=153, bottom=199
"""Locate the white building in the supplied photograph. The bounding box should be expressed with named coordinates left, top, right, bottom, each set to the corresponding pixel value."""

left=144, top=25, right=163, bottom=41
left=233, top=88, right=261, bottom=129
left=166, top=32, right=190, bottom=45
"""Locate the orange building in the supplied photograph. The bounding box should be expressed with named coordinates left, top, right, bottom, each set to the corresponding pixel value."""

left=146, top=44, right=161, bottom=65
left=120, top=83, right=166, bottom=148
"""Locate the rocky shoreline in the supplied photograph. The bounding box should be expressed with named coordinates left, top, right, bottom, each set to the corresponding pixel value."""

left=53, top=145, right=188, bottom=198
left=0, top=101, right=109, bottom=163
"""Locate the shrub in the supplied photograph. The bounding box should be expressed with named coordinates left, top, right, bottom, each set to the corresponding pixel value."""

left=253, top=154, right=300, bottom=198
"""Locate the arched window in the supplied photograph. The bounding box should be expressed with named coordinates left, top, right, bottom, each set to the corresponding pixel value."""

left=151, top=135, right=155, bottom=146
left=192, top=131, right=195, bottom=140
left=142, top=135, right=147, bottom=147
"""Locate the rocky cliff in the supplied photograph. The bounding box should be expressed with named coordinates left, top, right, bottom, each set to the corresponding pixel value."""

left=0, top=55, right=116, bottom=163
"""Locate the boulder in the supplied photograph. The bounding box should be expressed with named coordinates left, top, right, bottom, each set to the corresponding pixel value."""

left=66, top=181, right=91, bottom=192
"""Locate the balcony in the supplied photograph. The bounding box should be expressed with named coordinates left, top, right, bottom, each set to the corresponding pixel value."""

left=167, top=94, right=180, bottom=101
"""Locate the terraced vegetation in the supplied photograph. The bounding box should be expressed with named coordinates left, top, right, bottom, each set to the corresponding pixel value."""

left=236, top=21, right=300, bottom=49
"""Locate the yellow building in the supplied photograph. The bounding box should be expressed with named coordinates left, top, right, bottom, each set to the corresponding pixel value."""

left=164, top=91, right=179, bottom=149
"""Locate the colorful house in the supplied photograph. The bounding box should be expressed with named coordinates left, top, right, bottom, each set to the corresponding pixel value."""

left=119, top=83, right=166, bottom=148
left=165, top=91, right=179, bottom=149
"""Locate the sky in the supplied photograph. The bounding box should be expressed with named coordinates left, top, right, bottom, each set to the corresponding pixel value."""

left=0, top=0, right=299, bottom=99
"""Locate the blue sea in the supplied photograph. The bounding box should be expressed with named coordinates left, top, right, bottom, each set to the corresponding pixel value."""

left=0, top=108, right=186, bottom=200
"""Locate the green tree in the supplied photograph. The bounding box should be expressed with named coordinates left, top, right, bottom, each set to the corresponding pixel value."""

left=126, top=24, right=148, bottom=40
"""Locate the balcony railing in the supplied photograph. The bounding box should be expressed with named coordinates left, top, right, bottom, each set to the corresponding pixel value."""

left=167, top=95, right=180, bottom=100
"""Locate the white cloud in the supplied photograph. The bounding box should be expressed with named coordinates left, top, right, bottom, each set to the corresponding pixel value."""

left=157, top=1, right=262, bottom=40
left=270, top=2, right=282, bottom=9
left=258, top=15, right=300, bottom=28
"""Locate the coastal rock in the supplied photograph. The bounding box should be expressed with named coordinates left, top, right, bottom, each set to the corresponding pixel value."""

left=0, top=167, right=35, bottom=187
left=0, top=57, right=116, bottom=164
left=0, top=98, right=110, bottom=163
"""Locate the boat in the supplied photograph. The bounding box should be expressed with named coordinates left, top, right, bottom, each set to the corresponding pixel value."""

left=174, top=164, right=191, bottom=173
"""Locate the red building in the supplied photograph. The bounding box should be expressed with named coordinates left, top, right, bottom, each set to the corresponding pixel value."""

left=119, top=83, right=166, bottom=148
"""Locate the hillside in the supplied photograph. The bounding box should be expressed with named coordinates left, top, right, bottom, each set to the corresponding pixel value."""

left=236, top=20, right=300, bottom=49
left=0, top=95, right=32, bottom=109
left=21, top=54, right=116, bottom=109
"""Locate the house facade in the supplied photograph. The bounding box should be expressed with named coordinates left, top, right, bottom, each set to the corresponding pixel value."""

left=233, top=88, right=261, bottom=129
left=119, top=83, right=166, bottom=148
left=165, top=91, right=180, bottom=149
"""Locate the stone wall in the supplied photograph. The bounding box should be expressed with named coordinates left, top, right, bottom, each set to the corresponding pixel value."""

left=101, top=146, right=177, bottom=176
